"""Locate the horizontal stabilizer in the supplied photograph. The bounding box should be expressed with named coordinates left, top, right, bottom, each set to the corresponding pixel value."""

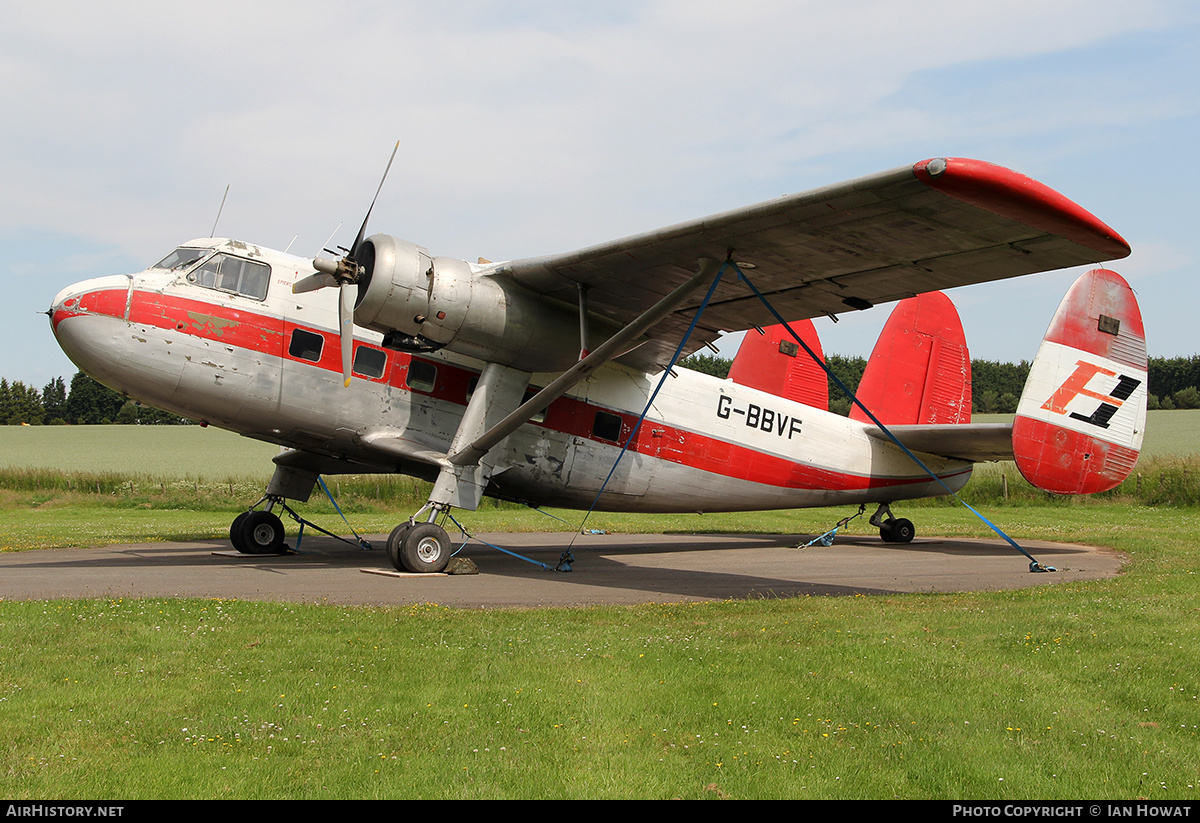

left=1012, top=268, right=1146, bottom=494
left=728, top=320, right=828, bottom=409
left=850, top=291, right=971, bottom=426
left=864, top=422, right=1013, bottom=463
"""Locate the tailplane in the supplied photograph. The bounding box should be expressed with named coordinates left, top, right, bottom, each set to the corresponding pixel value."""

left=850, top=291, right=972, bottom=425
left=1013, top=268, right=1146, bottom=494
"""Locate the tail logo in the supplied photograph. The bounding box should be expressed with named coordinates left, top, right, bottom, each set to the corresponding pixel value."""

left=1040, top=359, right=1141, bottom=430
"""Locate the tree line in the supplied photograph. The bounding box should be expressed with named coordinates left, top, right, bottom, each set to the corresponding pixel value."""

left=3, top=354, right=1197, bottom=424
left=0, top=373, right=188, bottom=425
left=681, top=353, right=1200, bottom=415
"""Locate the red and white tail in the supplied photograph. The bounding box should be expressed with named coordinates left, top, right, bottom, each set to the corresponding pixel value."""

left=850, top=290, right=972, bottom=425
left=1013, top=268, right=1147, bottom=494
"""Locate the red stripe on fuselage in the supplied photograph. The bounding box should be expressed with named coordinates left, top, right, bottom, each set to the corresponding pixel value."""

left=65, top=286, right=964, bottom=493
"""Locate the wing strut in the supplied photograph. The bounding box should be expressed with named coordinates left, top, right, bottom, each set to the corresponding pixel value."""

left=445, top=257, right=725, bottom=470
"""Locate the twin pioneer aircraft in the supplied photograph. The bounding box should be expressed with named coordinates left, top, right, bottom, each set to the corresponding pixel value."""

left=49, top=155, right=1147, bottom=573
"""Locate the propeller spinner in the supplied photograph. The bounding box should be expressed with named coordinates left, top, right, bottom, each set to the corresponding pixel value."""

left=293, top=141, right=400, bottom=387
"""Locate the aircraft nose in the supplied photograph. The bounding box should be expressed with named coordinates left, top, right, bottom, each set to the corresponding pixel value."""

left=48, top=274, right=134, bottom=383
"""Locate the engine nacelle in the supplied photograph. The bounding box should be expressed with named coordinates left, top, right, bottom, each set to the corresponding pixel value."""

left=353, top=234, right=432, bottom=339
left=353, top=234, right=603, bottom=373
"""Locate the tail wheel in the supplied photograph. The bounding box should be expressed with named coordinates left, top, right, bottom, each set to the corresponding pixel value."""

left=881, top=518, right=915, bottom=544
left=236, top=511, right=286, bottom=554
left=397, top=523, right=451, bottom=573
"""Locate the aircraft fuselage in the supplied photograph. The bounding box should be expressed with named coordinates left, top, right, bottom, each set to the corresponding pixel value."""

left=49, top=238, right=971, bottom=515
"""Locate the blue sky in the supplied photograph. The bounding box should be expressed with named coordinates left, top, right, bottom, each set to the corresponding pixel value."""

left=3, top=0, right=1196, bottom=389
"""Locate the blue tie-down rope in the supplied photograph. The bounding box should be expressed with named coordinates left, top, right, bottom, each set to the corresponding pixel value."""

left=801, top=505, right=866, bottom=548
left=446, top=512, right=574, bottom=572
left=571, top=260, right=731, bottom=547
left=731, top=262, right=1054, bottom=573
left=288, top=477, right=373, bottom=552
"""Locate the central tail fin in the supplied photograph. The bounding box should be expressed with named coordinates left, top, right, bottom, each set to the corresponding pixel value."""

left=729, top=319, right=829, bottom=410
left=850, top=290, right=972, bottom=425
left=1012, top=268, right=1147, bottom=494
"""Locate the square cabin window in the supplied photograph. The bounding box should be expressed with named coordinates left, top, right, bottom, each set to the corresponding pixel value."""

left=289, top=329, right=324, bottom=362
left=352, top=346, right=387, bottom=379
left=593, top=410, right=623, bottom=443
left=407, top=360, right=437, bottom=393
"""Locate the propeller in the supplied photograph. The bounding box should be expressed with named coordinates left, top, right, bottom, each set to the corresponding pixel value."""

left=294, top=141, right=400, bottom=387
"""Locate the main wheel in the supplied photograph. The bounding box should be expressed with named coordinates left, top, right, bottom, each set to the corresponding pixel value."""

left=385, top=521, right=415, bottom=572
left=229, top=511, right=251, bottom=552
left=236, top=510, right=285, bottom=554
left=397, top=523, right=451, bottom=573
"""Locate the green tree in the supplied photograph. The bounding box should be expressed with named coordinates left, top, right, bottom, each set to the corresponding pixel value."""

left=41, top=376, right=67, bottom=423
left=1173, top=386, right=1200, bottom=410
left=679, top=353, right=731, bottom=378
left=1, top=379, right=44, bottom=425
left=64, top=372, right=125, bottom=424
left=826, top=354, right=867, bottom=416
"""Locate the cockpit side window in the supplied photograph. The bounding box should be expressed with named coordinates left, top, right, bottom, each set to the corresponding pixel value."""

left=152, top=247, right=212, bottom=272
left=187, top=254, right=270, bottom=301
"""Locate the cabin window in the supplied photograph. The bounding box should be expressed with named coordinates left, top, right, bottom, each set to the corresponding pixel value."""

left=289, top=329, right=324, bottom=362
left=352, top=346, right=387, bottom=379
left=187, top=254, right=270, bottom=300
left=407, top=360, right=437, bottom=393
left=593, top=410, right=623, bottom=443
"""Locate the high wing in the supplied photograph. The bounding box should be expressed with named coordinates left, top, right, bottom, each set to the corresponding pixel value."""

left=495, top=157, right=1130, bottom=371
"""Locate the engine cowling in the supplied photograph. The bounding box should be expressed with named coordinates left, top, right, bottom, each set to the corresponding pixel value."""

left=353, top=234, right=607, bottom=373
left=352, top=234, right=433, bottom=339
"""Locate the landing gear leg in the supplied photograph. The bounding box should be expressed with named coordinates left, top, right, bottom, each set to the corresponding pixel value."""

left=869, top=503, right=915, bottom=544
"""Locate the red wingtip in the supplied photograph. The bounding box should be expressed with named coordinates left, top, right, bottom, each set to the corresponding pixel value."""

left=914, top=158, right=1130, bottom=261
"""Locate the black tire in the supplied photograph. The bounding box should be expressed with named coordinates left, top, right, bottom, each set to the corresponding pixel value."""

left=236, top=510, right=285, bottom=554
left=885, top=518, right=915, bottom=544
left=385, top=522, right=415, bottom=572
left=878, top=521, right=895, bottom=543
left=398, top=523, right=451, bottom=573
left=229, top=511, right=251, bottom=552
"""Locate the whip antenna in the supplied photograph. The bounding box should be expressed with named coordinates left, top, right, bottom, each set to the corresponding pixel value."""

left=209, top=184, right=230, bottom=238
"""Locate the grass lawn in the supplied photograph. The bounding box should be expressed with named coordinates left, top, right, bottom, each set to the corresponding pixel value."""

left=0, top=423, right=1196, bottom=799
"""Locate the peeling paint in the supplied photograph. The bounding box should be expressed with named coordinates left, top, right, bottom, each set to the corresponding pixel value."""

left=186, top=310, right=239, bottom=337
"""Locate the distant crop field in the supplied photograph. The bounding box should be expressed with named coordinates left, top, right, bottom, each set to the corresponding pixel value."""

left=0, top=409, right=1196, bottom=481
left=972, top=408, right=1198, bottom=458
left=0, top=425, right=281, bottom=480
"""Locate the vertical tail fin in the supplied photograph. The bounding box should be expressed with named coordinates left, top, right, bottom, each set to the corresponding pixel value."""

left=1013, top=268, right=1146, bottom=494
left=849, top=291, right=972, bottom=425
left=728, top=320, right=829, bottom=410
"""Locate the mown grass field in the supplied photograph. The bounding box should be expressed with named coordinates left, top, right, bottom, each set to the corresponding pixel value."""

left=0, top=412, right=1197, bottom=799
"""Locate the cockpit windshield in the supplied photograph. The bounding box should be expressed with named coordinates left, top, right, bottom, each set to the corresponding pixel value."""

left=151, top=247, right=212, bottom=272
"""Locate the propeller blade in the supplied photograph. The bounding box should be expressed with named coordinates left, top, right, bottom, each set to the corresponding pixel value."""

left=292, top=272, right=339, bottom=294
left=349, top=140, right=400, bottom=260
left=339, top=282, right=356, bottom=387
